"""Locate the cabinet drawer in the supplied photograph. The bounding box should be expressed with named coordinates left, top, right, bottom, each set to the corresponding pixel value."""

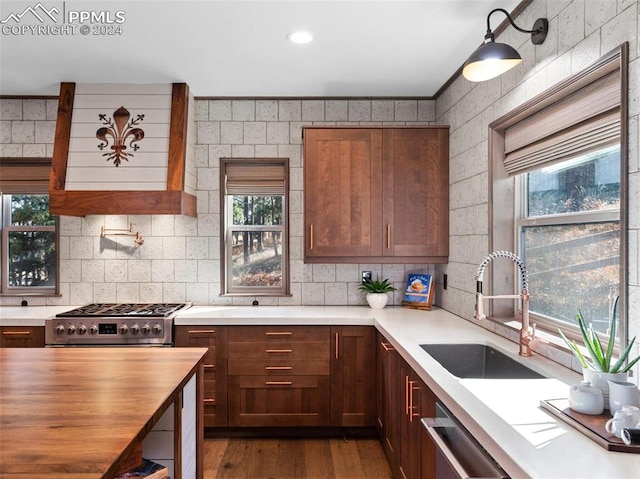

left=228, top=326, right=329, bottom=342
left=228, top=358, right=330, bottom=375
left=228, top=340, right=329, bottom=359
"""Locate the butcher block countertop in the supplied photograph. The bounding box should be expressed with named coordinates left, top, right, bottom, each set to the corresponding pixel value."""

left=0, top=347, right=207, bottom=479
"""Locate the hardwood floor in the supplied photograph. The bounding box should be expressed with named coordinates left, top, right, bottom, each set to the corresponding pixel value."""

left=204, top=437, right=392, bottom=478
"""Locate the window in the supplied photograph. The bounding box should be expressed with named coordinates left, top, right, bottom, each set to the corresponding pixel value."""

left=0, top=157, right=58, bottom=296
left=221, top=159, right=289, bottom=296
left=516, top=145, right=620, bottom=334
left=1, top=194, right=57, bottom=295
left=489, top=46, right=627, bottom=344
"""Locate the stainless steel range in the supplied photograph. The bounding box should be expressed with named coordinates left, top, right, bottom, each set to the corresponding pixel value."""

left=45, top=303, right=190, bottom=346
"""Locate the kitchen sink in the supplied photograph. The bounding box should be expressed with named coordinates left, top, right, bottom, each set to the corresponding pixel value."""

left=420, top=343, right=546, bottom=379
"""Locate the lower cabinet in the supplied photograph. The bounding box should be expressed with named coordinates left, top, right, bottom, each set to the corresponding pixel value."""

left=227, top=325, right=331, bottom=427
left=0, top=326, right=45, bottom=347
left=174, top=325, right=228, bottom=427
left=176, top=324, right=376, bottom=430
left=330, top=326, right=376, bottom=427
left=377, top=331, right=437, bottom=479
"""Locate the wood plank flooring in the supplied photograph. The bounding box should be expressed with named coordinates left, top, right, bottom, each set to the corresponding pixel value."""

left=204, top=438, right=392, bottom=478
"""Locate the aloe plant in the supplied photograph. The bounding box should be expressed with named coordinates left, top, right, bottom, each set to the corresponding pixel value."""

left=559, top=296, right=640, bottom=373
left=358, top=277, right=397, bottom=294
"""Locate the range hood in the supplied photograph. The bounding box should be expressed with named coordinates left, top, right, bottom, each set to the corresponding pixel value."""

left=49, top=82, right=196, bottom=217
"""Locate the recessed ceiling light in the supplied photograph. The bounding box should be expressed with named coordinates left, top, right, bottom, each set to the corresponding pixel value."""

left=287, top=31, right=313, bottom=44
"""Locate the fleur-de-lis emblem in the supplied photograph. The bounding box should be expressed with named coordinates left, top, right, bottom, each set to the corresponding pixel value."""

left=96, top=106, right=145, bottom=167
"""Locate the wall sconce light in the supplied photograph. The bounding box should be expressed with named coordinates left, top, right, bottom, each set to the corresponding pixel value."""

left=462, top=8, right=548, bottom=82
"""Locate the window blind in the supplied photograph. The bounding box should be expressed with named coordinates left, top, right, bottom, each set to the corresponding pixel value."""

left=503, top=69, right=620, bottom=176
left=224, top=161, right=287, bottom=196
left=0, top=158, right=51, bottom=194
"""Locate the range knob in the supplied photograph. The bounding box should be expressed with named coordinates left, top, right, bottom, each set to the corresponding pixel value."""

left=130, top=324, right=140, bottom=335
left=55, top=324, right=65, bottom=335
left=152, top=324, right=162, bottom=335
left=119, top=324, right=129, bottom=335
left=77, top=325, right=87, bottom=335
left=141, top=324, right=151, bottom=335
left=66, top=325, right=76, bottom=335
left=89, top=325, right=98, bottom=335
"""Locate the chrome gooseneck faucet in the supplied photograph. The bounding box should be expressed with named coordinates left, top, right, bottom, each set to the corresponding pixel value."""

left=474, top=251, right=536, bottom=357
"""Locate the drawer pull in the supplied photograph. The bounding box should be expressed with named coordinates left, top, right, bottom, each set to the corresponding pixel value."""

left=265, top=331, right=292, bottom=336
left=187, top=329, right=216, bottom=334
left=266, top=381, right=293, bottom=385
left=2, top=331, right=31, bottom=336
left=203, top=364, right=215, bottom=369
left=265, top=366, right=292, bottom=370
left=203, top=398, right=216, bottom=404
left=266, top=349, right=293, bottom=353
left=381, top=342, right=394, bottom=352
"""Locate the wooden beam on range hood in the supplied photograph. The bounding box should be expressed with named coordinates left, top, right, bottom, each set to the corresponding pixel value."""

left=49, top=82, right=197, bottom=217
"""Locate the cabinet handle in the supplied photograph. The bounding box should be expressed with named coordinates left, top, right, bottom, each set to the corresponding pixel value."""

left=381, top=342, right=394, bottom=352
left=266, top=349, right=293, bottom=353
left=266, top=331, right=292, bottom=336
left=203, top=398, right=216, bottom=404
left=409, top=381, right=418, bottom=422
left=386, top=224, right=391, bottom=249
left=405, top=376, right=410, bottom=415
left=309, top=224, right=314, bottom=250
left=265, top=366, right=292, bottom=370
left=203, top=364, right=215, bottom=369
left=335, top=332, right=339, bottom=359
left=187, top=329, right=216, bottom=334
left=2, top=331, right=31, bottom=336
left=266, top=381, right=293, bottom=385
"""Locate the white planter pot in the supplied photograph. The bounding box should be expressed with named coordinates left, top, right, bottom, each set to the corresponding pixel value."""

left=366, top=293, right=389, bottom=310
left=583, top=368, right=628, bottom=408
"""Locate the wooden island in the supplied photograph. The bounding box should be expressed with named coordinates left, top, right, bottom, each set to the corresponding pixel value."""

left=0, top=347, right=207, bottom=479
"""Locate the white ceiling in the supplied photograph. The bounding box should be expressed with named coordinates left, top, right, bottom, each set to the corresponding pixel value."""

left=0, top=0, right=521, bottom=98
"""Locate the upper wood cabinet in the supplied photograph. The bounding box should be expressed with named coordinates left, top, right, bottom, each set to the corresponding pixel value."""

left=304, top=127, right=449, bottom=263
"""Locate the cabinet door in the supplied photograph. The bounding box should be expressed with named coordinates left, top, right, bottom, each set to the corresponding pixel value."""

left=174, top=326, right=228, bottom=427
left=0, top=326, right=45, bottom=347
left=330, top=326, right=376, bottom=427
left=400, top=362, right=429, bottom=479
left=382, top=128, right=449, bottom=260
left=378, top=333, right=401, bottom=477
left=304, top=128, right=383, bottom=261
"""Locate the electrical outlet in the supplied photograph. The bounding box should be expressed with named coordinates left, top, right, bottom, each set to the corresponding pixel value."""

left=443, top=273, right=448, bottom=290
left=362, top=271, right=372, bottom=283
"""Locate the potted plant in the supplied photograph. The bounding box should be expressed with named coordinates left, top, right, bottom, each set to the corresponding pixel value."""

left=559, top=296, right=640, bottom=403
left=359, top=277, right=397, bottom=309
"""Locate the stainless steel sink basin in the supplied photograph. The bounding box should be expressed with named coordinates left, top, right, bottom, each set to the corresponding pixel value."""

left=420, top=343, right=546, bottom=379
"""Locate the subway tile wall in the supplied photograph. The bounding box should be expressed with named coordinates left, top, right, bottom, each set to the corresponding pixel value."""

left=0, top=98, right=436, bottom=307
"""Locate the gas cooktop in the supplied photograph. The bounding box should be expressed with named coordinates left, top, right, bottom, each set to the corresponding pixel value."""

left=56, top=303, right=189, bottom=318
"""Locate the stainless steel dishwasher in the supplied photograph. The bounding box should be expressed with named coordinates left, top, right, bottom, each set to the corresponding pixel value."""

left=422, top=402, right=509, bottom=479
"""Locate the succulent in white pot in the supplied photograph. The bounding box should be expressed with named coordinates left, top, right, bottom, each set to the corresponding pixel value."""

left=559, top=296, right=640, bottom=405
left=358, top=277, right=397, bottom=310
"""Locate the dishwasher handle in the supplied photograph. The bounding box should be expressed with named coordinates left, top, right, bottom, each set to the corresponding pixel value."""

left=424, top=418, right=474, bottom=479
left=422, top=417, right=508, bottom=479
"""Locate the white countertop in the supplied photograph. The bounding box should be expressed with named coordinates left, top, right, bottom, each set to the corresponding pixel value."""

left=176, top=305, right=639, bottom=479
left=0, top=306, right=78, bottom=326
